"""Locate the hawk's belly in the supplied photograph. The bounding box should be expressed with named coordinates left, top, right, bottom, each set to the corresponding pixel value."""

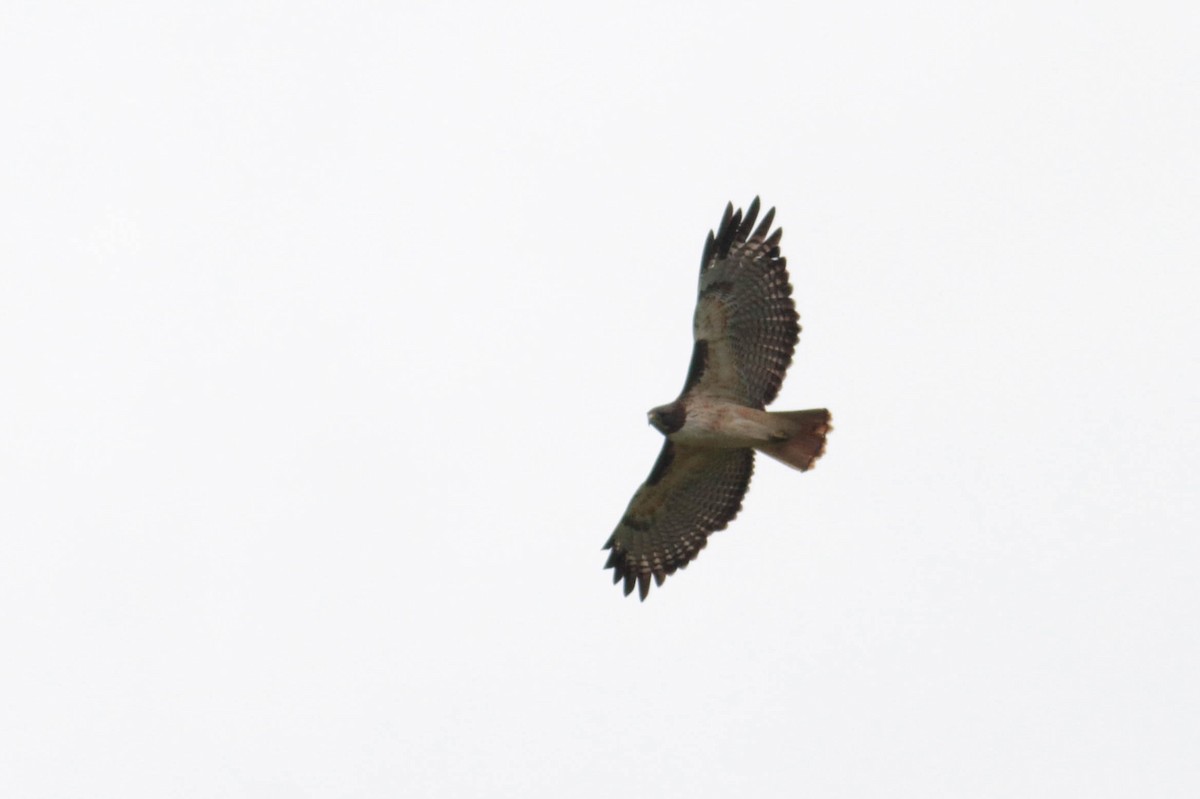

left=671, top=402, right=777, bottom=448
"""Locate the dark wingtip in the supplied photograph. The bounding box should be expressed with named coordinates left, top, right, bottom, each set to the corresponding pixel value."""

left=700, top=231, right=716, bottom=271
left=713, top=202, right=734, bottom=248
left=753, top=207, right=776, bottom=240
left=637, top=572, right=650, bottom=601
left=715, top=202, right=740, bottom=259
left=705, top=199, right=778, bottom=267
left=737, top=197, right=761, bottom=241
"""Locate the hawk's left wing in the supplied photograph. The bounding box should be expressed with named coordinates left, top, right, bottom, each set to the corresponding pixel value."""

left=604, top=442, right=755, bottom=600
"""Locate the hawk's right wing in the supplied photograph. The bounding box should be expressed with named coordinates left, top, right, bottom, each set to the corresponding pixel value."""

left=603, top=442, right=755, bottom=600
left=679, top=198, right=800, bottom=409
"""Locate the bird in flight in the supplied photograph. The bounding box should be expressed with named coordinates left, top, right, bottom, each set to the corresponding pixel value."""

left=604, top=198, right=830, bottom=600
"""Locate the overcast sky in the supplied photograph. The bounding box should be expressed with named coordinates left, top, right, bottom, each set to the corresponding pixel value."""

left=3, top=2, right=1198, bottom=796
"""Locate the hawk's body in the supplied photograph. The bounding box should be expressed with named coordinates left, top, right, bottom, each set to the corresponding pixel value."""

left=604, top=198, right=830, bottom=600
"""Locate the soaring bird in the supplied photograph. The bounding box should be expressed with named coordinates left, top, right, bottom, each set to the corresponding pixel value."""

left=603, top=198, right=830, bottom=600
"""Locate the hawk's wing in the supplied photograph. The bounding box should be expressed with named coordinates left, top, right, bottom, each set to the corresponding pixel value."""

left=680, top=198, right=800, bottom=409
left=604, top=442, right=755, bottom=600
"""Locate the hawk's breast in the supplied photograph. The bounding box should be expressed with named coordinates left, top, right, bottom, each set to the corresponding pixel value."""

left=671, top=401, right=776, bottom=448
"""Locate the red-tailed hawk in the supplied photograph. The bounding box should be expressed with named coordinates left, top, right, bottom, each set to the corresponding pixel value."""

left=604, top=198, right=830, bottom=600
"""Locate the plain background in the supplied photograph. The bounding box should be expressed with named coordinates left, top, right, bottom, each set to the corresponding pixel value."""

left=3, top=2, right=1198, bottom=796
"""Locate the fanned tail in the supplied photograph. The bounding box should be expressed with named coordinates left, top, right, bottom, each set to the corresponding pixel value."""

left=755, top=409, right=831, bottom=471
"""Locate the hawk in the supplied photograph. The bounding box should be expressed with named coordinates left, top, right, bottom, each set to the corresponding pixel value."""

left=603, top=198, right=830, bottom=600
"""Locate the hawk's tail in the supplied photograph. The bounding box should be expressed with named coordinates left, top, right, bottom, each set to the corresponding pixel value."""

left=755, top=409, right=831, bottom=472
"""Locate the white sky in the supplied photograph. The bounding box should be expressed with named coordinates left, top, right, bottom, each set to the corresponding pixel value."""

left=3, top=2, right=1198, bottom=796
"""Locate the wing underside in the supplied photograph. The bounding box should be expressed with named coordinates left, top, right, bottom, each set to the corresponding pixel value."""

left=604, top=442, right=754, bottom=600
left=685, top=198, right=799, bottom=409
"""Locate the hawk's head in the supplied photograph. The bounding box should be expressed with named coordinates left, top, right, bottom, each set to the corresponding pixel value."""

left=647, top=402, right=687, bottom=436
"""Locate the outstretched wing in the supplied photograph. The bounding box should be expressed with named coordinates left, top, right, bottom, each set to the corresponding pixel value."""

left=604, top=443, right=755, bottom=600
left=679, top=198, right=800, bottom=409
